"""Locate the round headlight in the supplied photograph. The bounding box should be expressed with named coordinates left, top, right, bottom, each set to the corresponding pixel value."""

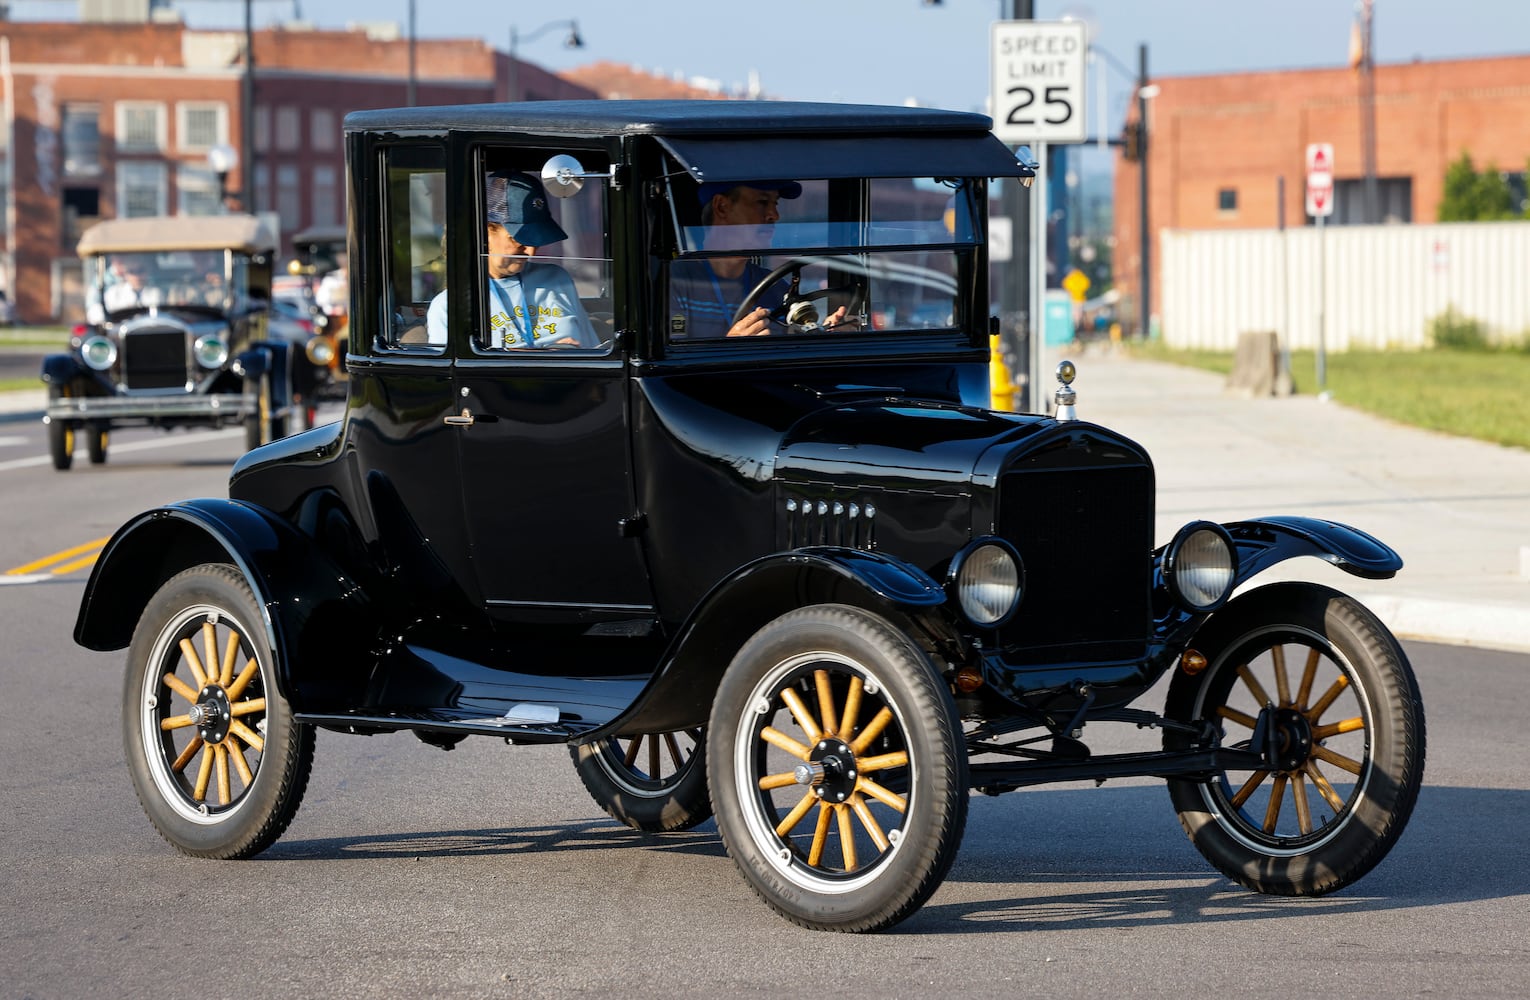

left=80, top=335, right=117, bottom=371
left=306, top=335, right=337, bottom=367
left=1165, top=522, right=1238, bottom=612
left=950, top=539, right=1024, bottom=626
left=193, top=333, right=229, bottom=369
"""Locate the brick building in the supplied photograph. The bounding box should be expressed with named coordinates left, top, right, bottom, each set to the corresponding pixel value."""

left=1113, top=54, right=1530, bottom=337
left=0, top=9, right=594, bottom=323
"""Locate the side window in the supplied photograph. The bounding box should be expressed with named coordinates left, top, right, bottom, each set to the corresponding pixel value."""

left=378, top=144, right=446, bottom=352
left=462, top=149, right=613, bottom=354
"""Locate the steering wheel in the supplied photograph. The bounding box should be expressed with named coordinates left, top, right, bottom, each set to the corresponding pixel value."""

left=730, top=257, right=867, bottom=333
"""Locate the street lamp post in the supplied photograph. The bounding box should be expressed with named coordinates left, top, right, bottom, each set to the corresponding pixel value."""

left=208, top=144, right=240, bottom=213
left=508, top=19, right=583, bottom=102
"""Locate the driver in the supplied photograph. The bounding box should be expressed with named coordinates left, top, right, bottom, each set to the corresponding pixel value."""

left=103, top=257, right=162, bottom=312
left=670, top=180, right=853, bottom=339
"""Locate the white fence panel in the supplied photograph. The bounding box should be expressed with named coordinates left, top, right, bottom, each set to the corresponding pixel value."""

left=1161, top=221, right=1530, bottom=351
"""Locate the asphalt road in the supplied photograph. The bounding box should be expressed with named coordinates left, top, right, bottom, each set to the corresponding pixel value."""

left=2, top=420, right=1528, bottom=999
left=0, top=346, right=45, bottom=385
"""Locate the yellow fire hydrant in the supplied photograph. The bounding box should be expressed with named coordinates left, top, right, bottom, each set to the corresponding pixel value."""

left=989, top=334, right=1017, bottom=412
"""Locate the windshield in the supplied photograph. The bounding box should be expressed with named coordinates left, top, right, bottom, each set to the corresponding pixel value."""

left=84, top=249, right=244, bottom=317
left=664, top=176, right=980, bottom=342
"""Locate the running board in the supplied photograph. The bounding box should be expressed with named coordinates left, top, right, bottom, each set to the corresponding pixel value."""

left=968, top=746, right=1267, bottom=794
left=295, top=709, right=601, bottom=744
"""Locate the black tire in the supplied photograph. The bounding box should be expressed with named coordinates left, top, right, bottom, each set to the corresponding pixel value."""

left=569, top=728, right=712, bottom=832
left=243, top=375, right=286, bottom=451
left=122, top=564, right=314, bottom=858
left=1164, top=582, right=1425, bottom=896
left=707, top=604, right=968, bottom=932
left=86, top=423, right=109, bottom=465
left=46, top=385, right=73, bottom=471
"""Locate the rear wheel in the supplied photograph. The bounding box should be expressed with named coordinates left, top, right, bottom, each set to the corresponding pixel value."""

left=1164, top=583, right=1425, bottom=896
left=123, top=564, right=314, bottom=858
left=708, top=604, right=967, bottom=932
left=569, top=728, right=711, bottom=832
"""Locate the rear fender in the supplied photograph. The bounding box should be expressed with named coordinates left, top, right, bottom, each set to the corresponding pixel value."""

left=75, top=499, right=375, bottom=707
left=588, top=547, right=949, bottom=738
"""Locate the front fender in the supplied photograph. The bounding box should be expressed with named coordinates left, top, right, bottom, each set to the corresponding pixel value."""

left=588, top=548, right=948, bottom=738
left=75, top=499, right=375, bottom=708
left=1227, top=515, right=1402, bottom=583
left=41, top=353, right=84, bottom=385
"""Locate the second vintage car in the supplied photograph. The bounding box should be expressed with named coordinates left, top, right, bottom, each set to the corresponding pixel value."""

left=42, top=214, right=309, bottom=469
left=74, top=100, right=1424, bottom=933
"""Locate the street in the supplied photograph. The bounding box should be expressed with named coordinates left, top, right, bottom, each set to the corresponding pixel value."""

left=1, top=418, right=1528, bottom=998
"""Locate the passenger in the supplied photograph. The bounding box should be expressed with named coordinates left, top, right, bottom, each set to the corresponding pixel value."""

left=103, top=258, right=162, bottom=311
left=427, top=172, right=596, bottom=349
left=669, top=180, right=854, bottom=339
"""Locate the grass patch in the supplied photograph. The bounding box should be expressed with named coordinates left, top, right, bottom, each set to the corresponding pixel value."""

left=0, top=377, right=41, bottom=393
left=1125, top=341, right=1530, bottom=451
left=0, top=326, right=70, bottom=348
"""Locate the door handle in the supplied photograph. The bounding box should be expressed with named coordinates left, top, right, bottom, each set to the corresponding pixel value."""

left=443, top=408, right=475, bottom=426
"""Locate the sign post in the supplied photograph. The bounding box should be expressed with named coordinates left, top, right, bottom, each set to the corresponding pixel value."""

left=992, top=19, right=1087, bottom=411
left=1306, top=143, right=1334, bottom=398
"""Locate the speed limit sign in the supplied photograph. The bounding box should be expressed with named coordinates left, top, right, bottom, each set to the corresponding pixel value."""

left=991, top=20, right=1088, bottom=145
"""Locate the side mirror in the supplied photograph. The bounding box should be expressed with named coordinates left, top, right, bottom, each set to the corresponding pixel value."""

left=540, top=154, right=617, bottom=199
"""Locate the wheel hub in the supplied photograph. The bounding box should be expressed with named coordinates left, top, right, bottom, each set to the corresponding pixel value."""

left=193, top=685, right=233, bottom=744
left=1270, top=707, right=1314, bottom=773
left=802, top=740, right=859, bottom=803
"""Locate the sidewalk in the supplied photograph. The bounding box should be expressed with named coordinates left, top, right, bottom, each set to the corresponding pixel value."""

left=5, top=351, right=1528, bottom=653
left=1062, top=345, right=1530, bottom=655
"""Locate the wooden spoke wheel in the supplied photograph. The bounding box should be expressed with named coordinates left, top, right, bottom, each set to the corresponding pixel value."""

left=46, top=385, right=74, bottom=471
left=570, top=727, right=712, bottom=833
left=123, top=565, right=313, bottom=858
left=708, top=605, right=966, bottom=932
left=86, top=424, right=109, bottom=465
left=1165, top=582, right=1426, bottom=896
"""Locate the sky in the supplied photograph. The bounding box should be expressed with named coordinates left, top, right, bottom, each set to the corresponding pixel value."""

left=11, top=0, right=1530, bottom=139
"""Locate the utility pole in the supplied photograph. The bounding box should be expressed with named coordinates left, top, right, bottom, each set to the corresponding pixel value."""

left=241, top=0, right=254, bottom=212
left=1136, top=42, right=1151, bottom=338
left=1359, top=0, right=1378, bottom=222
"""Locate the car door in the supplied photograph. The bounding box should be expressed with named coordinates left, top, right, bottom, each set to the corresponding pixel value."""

left=445, top=146, right=653, bottom=627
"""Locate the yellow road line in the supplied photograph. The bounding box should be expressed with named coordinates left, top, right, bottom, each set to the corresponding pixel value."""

left=5, top=536, right=111, bottom=576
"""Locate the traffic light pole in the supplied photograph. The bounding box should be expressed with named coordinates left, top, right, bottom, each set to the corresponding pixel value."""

left=1003, top=0, right=1035, bottom=408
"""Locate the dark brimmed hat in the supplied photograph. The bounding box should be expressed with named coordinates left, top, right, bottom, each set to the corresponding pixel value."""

left=486, top=172, right=568, bottom=247
left=698, top=179, right=803, bottom=204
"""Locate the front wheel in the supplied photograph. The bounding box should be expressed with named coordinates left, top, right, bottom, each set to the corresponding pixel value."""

left=45, top=385, right=74, bottom=471
left=1164, top=582, right=1425, bottom=896
left=569, top=728, right=711, bottom=832
left=86, top=423, right=109, bottom=465
left=708, top=605, right=968, bottom=932
left=123, top=564, right=314, bottom=858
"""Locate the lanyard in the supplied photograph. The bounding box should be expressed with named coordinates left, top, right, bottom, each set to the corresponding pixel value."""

left=488, top=275, right=536, bottom=347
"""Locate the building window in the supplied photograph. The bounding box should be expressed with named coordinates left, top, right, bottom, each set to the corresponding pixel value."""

left=62, top=104, right=102, bottom=178
left=117, top=162, right=167, bottom=218
left=276, top=163, right=301, bottom=231
left=275, top=107, right=301, bottom=152
left=255, top=164, right=272, bottom=213
left=311, top=164, right=337, bottom=226
left=254, top=106, right=271, bottom=153
left=177, top=102, right=228, bottom=152
left=62, top=187, right=100, bottom=249
left=116, top=102, right=166, bottom=152
left=178, top=164, right=222, bottom=216
left=1217, top=188, right=1237, bottom=214
left=1328, top=177, right=1414, bottom=225
left=310, top=108, right=336, bottom=152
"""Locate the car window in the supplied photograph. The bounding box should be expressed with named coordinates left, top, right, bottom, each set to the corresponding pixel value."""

left=459, top=149, right=614, bottom=356
left=375, top=144, right=446, bottom=353
left=663, top=175, right=978, bottom=343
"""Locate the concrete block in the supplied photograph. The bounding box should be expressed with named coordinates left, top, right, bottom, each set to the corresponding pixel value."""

left=1225, top=330, right=1294, bottom=398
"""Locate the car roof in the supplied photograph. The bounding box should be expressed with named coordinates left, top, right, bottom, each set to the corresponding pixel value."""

left=77, top=215, right=278, bottom=257
left=343, top=99, right=995, bottom=138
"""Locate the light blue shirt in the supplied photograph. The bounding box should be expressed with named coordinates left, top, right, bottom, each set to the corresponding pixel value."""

left=427, top=262, right=597, bottom=348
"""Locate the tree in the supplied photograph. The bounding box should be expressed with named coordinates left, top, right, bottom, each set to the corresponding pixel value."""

left=1438, top=152, right=1516, bottom=222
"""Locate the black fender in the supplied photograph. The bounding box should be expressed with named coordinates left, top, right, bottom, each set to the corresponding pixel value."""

left=587, top=547, right=949, bottom=738
left=41, top=353, right=84, bottom=385
left=75, top=498, right=376, bottom=709
left=1226, top=515, right=1401, bottom=583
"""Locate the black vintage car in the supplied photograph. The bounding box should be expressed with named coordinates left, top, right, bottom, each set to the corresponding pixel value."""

left=43, top=214, right=303, bottom=469
left=75, top=102, right=1424, bottom=933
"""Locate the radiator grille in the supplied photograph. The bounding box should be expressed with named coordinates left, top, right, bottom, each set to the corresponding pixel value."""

left=997, top=466, right=1153, bottom=663
left=122, top=329, right=188, bottom=390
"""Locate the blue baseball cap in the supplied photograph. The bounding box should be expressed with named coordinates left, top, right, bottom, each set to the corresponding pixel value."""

left=486, top=171, right=568, bottom=247
left=698, top=179, right=803, bottom=204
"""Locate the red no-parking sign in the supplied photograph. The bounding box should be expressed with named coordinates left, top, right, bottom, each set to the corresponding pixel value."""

left=1306, top=143, right=1335, bottom=218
